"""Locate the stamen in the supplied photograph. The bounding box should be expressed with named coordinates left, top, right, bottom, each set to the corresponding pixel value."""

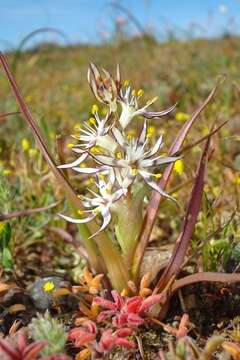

left=88, top=117, right=97, bottom=125
left=91, top=146, right=101, bottom=154
left=99, top=173, right=106, bottom=180
left=131, top=168, right=138, bottom=176
left=116, top=152, right=122, bottom=159
left=131, top=89, right=137, bottom=97
left=137, top=89, right=144, bottom=97
left=146, top=96, right=158, bottom=106
left=91, top=104, right=99, bottom=114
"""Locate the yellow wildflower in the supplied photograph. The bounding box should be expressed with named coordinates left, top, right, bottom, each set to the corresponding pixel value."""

left=233, top=176, right=240, bottom=185
left=43, top=281, right=55, bottom=292
left=175, top=112, right=189, bottom=122
left=0, top=222, right=6, bottom=233
left=21, top=139, right=30, bottom=151
left=174, top=159, right=184, bottom=175
left=3, top=169, right=12, bottom=175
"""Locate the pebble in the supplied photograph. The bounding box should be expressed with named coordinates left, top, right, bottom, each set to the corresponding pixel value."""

left=28, top=276, right=68, bottom=310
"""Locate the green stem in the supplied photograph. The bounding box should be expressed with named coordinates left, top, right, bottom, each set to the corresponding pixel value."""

left=78, top=215, right=130, bottom=290
left=76, top=224, right=105, bottom=274
left=96, top=235, right=130, bottom=291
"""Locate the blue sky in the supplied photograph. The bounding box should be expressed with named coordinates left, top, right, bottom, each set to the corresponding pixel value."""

left=1, top=0, right=240, bottom=50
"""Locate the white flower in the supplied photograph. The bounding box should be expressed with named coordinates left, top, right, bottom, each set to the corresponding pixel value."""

left=58, top=176, right=124, bottom=238
left=118, top=86, right=176, bottom=129
left=58, top=111, right=116, bottom=169
left=93, top=121, right=179, bottom=199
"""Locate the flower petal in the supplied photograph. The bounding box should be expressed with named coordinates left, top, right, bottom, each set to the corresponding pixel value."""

left=140, top=171, right=176, bottom=202
left=89, top=209, right=112, bottom=239
left=138, top=120, right=147, bottom=145
left=142, top=103, right=177, bottom=119
left=58, top=213, right=96, bottom=224
left=112, top=127, right=125, bottom=147
left=58, top=153, right=88, bottom=169
left=72, top=167, right=103, bottom=174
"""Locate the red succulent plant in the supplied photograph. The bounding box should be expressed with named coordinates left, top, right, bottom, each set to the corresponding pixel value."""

left=68, top=320, right=135, bottom=356
left=0, top=331, right=47, bottom=360
left=95, top=290, right=164, bottom=328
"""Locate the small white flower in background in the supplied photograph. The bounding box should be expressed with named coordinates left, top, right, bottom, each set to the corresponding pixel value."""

left=58, top=64, right=180, bottom=236
left=58, top=175, right=124, bottom=238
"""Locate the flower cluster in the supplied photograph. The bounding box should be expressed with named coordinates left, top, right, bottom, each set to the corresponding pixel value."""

left=58, top=64, right=178, bottom=236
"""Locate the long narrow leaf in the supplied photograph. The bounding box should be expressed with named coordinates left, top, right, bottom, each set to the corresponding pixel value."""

left=132, top=78, right=224, bottom=278
left=153, top=134, right=211, bottom=294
